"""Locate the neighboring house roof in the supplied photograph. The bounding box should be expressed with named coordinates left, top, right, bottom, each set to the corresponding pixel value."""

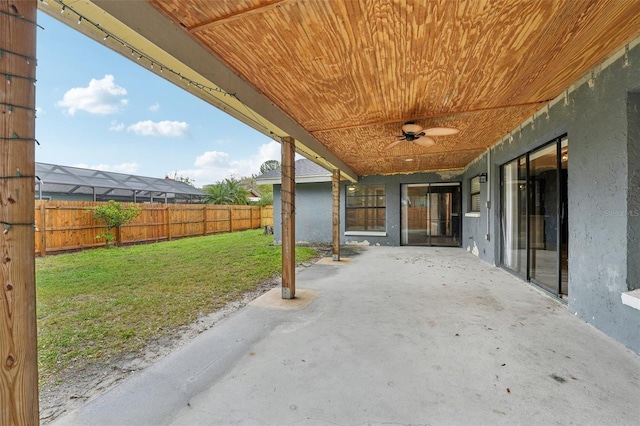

left=247, top=188, right=261, bottom=202
left=35, top=162, right=204, bottom=200
left=256, top=159, right=331, bottom=185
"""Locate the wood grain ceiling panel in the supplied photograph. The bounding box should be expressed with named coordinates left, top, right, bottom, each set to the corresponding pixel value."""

left=312, top=104, right=540, bottom=175
left=149, top=0, right=284, bottom=30
left=148, top=0, right=640, bottom=176
left=343, top=150, right=484, bottom=176
left=192, top=1, right=385, bottom=131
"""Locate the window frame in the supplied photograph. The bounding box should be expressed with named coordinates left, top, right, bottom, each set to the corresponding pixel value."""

left=469, top=175, right=481, bottom=213
left=345, top=184, right=386, bottom=234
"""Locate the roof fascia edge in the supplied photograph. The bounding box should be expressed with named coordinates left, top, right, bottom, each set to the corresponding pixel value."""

left=90, top=0, right=357, bottom=182
left=257, top=175, right=332, bottom=185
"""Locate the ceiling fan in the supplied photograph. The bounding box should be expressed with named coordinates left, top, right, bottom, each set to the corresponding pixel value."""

left=385, top=122, right=460, bottom=150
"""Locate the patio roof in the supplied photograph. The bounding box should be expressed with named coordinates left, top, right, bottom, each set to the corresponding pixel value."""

left=35, top=162, right=204, bottom=201
left=37, top=1, right=640, bottom=180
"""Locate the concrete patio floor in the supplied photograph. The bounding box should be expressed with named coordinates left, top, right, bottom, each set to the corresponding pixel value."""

left=53, top=246, right=640, bottom=426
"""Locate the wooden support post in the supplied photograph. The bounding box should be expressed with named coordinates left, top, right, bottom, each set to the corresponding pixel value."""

left=40, top=203, right=46, bottom=256
left=281, top=136, right=296, bottom=299
left=0, top=1, right=40, bottom=424
left=228, top=206, right=233, bottom=233
left=332, top=169, right=341, bottom=261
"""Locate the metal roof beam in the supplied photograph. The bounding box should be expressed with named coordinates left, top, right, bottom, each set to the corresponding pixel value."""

left=66, top=185, right=82, bottom=195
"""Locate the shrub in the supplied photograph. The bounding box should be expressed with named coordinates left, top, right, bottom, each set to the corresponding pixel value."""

left=91, top=200, right=141, bottom=246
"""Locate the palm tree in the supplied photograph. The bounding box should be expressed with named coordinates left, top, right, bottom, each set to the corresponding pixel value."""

left=259, top=160, right=280, bottom=174
left=204, top=178, right=249, bottom=205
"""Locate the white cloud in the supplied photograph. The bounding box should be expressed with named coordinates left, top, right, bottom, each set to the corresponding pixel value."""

left=127, top=120, right=189, bottom=137
left=74, top=162, right=140, bottom=174
left=109, top=120, right=125, bottom=132
left=256, top=140, right=282, bottom=164
left=110, top=163, right=140, bottom=174
left=194, top=151, right=230, bottom=168
left=176, top=140, right=281, bottom=186
left=56, top=74, right=128, bottom=115
left=149, top=102, right=160, bottom=112
left=36, top=106, right=44, bottom=116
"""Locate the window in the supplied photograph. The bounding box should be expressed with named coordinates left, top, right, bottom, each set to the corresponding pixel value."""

left=346, top=185, right=386, bottom=232
left=469, top=176, right=481, bottom=213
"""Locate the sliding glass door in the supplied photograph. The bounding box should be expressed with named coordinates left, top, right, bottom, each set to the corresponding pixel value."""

left=500, top=136, right=568, bottom=298
left=529, top=144, right=559, bottom=293
left=401, top=183, right=461, bottom=246
left=501, top=157, right=527, bottom=276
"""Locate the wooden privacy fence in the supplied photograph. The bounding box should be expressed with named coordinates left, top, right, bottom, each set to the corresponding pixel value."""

left=35, top=201, right=275, bottom=256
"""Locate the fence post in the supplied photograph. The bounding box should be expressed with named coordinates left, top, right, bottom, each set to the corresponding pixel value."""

left=229, top=206, right=233, bottom=233
left=40, top=202, right=47, bottom=257
left=203, top=205, right=207, bottom=236
left=166, top=204, right=172, bottom=241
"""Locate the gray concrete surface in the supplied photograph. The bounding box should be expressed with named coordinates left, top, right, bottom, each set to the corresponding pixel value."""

left=53, top=247, right=640, bottom=426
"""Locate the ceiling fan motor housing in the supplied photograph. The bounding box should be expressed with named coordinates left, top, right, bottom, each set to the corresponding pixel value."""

left=401, top=122, right=426, bottom=140
left=402, top=130, right=426, bottom=141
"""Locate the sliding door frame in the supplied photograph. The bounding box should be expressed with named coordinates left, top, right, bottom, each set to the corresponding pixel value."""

left=500, top=134, right=568, bottom=299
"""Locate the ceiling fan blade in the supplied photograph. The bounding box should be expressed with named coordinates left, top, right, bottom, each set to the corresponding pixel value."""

left=413, top=136, right=436, bottom=147
left=385, top=139, right=403, bottom=150
left=423, top=127, right=460, bottom=136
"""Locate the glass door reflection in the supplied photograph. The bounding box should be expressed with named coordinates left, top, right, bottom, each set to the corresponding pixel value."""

left=500, top=135, right=568, bottom=299
left=401, top=183, right=460, bottom=246
left=528, top=143, right=559, bottom=294
left=501, top=157, right=527, bottom=278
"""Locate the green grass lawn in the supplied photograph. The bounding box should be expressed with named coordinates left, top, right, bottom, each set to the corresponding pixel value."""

left=36, top=230, right=316, bottom=381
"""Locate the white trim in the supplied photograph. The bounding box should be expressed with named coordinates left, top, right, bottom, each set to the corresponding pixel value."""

left=256, top=174, right=332, bottom=185
left=296, top=175, right=332, bottom=183
left=621, top=289, right=640, bottom=311
left=345, top=231, right=387, bottom=237
left=465, top=212, right=481, bottom=218
left=429, top=182, right=461, bottom=187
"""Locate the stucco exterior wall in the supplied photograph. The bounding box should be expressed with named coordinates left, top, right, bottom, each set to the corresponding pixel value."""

left=627, top=92, right=640, bottom=294
left=461, top=40, right=640, bottom=353
left=461, top=153, right=494, bottom=263
left=340, top=172, right=464, bottom=246
left=272, top=182, right=332, bottom=244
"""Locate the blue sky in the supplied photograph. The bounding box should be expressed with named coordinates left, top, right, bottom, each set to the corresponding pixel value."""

left=35, top=12, right=281, bottom=186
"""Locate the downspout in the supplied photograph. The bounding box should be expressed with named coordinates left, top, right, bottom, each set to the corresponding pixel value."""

left=486, top=148, right=491, bottom=241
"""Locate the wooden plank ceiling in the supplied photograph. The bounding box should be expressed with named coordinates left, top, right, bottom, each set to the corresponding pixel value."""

left=149, top=0, right=640, bottom=176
